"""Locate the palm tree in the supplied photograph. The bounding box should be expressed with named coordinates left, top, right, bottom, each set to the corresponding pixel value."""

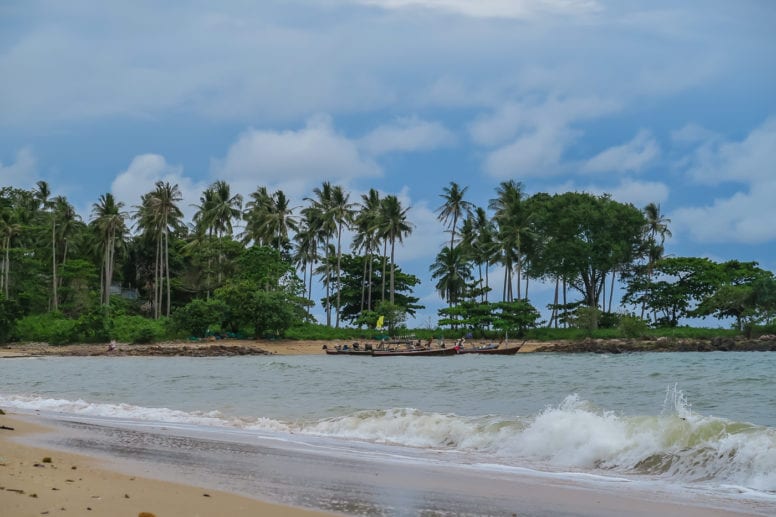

left=294, top=207, right=321, bottom=314
left=305, top=182, right=337, bottom=326
left=241, top=186, right=273, bottom=246
left=329, top=185, right=355, bottom=327
left=0, top=208, right=21, bottom=298
left=473, top=207, right=498, bottom=302
left=430, top=245, right=472, bottom=308
left=135, top=182, right=183, bottom=318
left=436, top=181, right=473, bottom=252
left=262, top=190, right=298, bottom=253
left=353, top=189, right=382, bottom=312
left=379, top=195, right=412, bottom=304
left=642, top=202, right=672, bottom=319
left=489, top=180, right=534, bottom=301
left=52, top=196, right=79, bottom=308
left=33, top=181, right=60, bottom=310
left=91, top=193, right=127, bottom=306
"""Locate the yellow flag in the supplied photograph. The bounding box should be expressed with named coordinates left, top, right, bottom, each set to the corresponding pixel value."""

left=375, top=315, right=384, bottom=329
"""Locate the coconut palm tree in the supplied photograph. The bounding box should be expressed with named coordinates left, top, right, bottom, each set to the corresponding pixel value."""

left=0, top=208, right=22, bottom=298
left=91, top=193, right=128, bottom=306
left=328, top=185, right=355, bottom=327
left=262, top=190, right=298, bottom=253
left=489, top=180, right=534, bottom=301
left=135, top=182, right=183, bottom=318
left=430, top=245, right=472, bottom=308
left=379, top=195, right=412, bottom=304
left=642, top=202, right=672, bottom=319
left=436, top=181, right=473, bottom=252
left=294, top=207, right=321, bottom=314
left=352, top=188, right=382, bottom=312
left=241, top=186, right=273, bottom=246
left=305, top=182, right=337, bottom=326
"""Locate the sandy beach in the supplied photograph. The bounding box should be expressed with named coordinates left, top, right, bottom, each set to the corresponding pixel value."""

left=0, top=339, right=559, bottom=358
left=0, top=412, right=334, bottom=517
left=1, top=410, right=767, bottom=517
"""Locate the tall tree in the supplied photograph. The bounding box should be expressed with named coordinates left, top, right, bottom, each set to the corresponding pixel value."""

left=91, top=193, right=127, bottom=306
left=641, top=202, right=673, bottom=319
left=436, top=181, right=473, bottom=252
left=135, top=182, right=183, bottom=318
left=430, top=245, right=472, bottom=308
left=305, top=182, right=337, bottom=326
left=329, top=185, right=354, bottom=327
left=353, top=188, right=382, bottom=313
left=379, top=195, right=412, bottom=305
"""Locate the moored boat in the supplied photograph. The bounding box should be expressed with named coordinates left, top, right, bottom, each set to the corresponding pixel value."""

left=371, top=347, right=457, bottom=357
left=325, top=348, right=373, bottom=356
left=456, top=344, right=521, bottom=355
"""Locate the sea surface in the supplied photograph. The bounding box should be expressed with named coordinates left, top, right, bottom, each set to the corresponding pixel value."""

left=2, top=352, right=776, bottom=514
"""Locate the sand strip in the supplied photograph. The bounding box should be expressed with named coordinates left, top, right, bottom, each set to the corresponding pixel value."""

left=0, top=412, right=335, bottom=517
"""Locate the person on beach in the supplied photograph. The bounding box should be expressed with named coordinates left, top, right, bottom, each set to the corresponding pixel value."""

left=107, top=340, right=116, bottom=352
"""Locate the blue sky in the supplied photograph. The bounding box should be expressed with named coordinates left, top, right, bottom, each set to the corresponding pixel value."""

left=1, top=0, right=775, bottom=327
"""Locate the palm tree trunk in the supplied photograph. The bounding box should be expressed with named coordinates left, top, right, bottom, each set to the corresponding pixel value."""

left=381, top=240, right=387, bottom=303
left=360, top=245, right=368, bottom=313
left=389, top=235, right=396, bottom=304
left=367, top=251, right=374, bottom=311
left=165, top=228, right=171, bottom=317
left=608, top=269, right=615, bottom=313
left=155, top=231, right=161, bottom=319
left=335, top=224, right=343, bottom=328
left=484, top=259, right=490, bottom=303
left=307, top=260, right=314, bottom=315
left=52, top=219, right=58, bottom=311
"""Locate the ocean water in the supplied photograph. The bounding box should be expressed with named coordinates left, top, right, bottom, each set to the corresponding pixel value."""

left=2, top=352, right=776, bottom=506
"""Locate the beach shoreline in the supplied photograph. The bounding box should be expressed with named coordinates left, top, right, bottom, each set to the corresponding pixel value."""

left=2, top=410, right=768, bottom=517
left=2, top=335, right=775, bottom=358
left=0, top=412, right=335, bottom=517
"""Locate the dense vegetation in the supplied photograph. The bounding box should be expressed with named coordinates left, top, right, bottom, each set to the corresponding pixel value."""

left=1, top=179, right=774, bottom=345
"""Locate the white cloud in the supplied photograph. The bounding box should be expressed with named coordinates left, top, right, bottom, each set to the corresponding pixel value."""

left=0, top=147, right=37, bottom=188
left=360, top=117, right=455, bottom=156
left=549, top=178, right=669, bottom=208
left=111, top=154, right=203, bottom=225
left=671, top=123, right=717, bottom=145
left=686, top=117, right=776, bottom=185
left=353, top=0, right=602, bottom=19
left=214, top=115, right=381, bottom=201
left=671, top=117, right=776, bottom=245
left=672, top=179, right=776, bottom=244
left=473, top=97, right=620, bottom=178
left=582, top=130, right=660, bottom=174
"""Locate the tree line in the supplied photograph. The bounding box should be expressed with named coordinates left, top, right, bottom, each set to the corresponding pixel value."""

left=1, top=179, right=774, bottom=343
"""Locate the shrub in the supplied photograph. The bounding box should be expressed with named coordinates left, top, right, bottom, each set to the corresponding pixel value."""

left=111, top=315, right=167, bottom=344
left=15, top=313, right=77, bottom=345
left=172, top=299, right=227, bottom=338
left=618, top=315, right=649, bottom=338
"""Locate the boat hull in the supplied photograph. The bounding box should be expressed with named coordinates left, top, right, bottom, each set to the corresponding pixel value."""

left=371, top=347, right=457, bottom=357
left=456, top=346, right=521, bottom=355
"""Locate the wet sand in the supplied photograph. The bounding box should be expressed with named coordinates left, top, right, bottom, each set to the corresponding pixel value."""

left=3, top=411, right=769, bottom=517
left=0, top=413, right=334, bottom=517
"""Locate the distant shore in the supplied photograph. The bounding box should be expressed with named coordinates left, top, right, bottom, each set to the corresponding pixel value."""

left=2, top=335, right=775, bottom=358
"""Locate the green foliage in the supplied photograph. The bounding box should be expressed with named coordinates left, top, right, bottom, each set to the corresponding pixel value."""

left=215, top=281, right=303, bottom=338
left=323, top=254, right=423, bottom=326
left=110, top=315, right=167, bottom=344
left=15, top=313, right=77, bottom=345
left=0, top=294, right=22, bottom=343
left=374, top=301, right=406, bottom=334
left=172, top=298, right=227, bottom=337
left=618, top=315, right=649, bottom=338
left=72, top=305, right=112, bottom=343
left=570, top=305, right=601, bottom=334
left=438, top=299, right=539, bottom=337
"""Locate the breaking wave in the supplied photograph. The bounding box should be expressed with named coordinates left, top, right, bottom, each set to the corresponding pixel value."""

left=3, top=386, right=775, bottom=493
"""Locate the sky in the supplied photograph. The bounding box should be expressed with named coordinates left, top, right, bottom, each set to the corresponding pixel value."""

left=1, top=0, right=775, bottom=328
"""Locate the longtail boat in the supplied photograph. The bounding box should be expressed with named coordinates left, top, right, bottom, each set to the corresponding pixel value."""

left=456, top=344, right=521, bottom=355
left=371, top=347, right=457, bottom=357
